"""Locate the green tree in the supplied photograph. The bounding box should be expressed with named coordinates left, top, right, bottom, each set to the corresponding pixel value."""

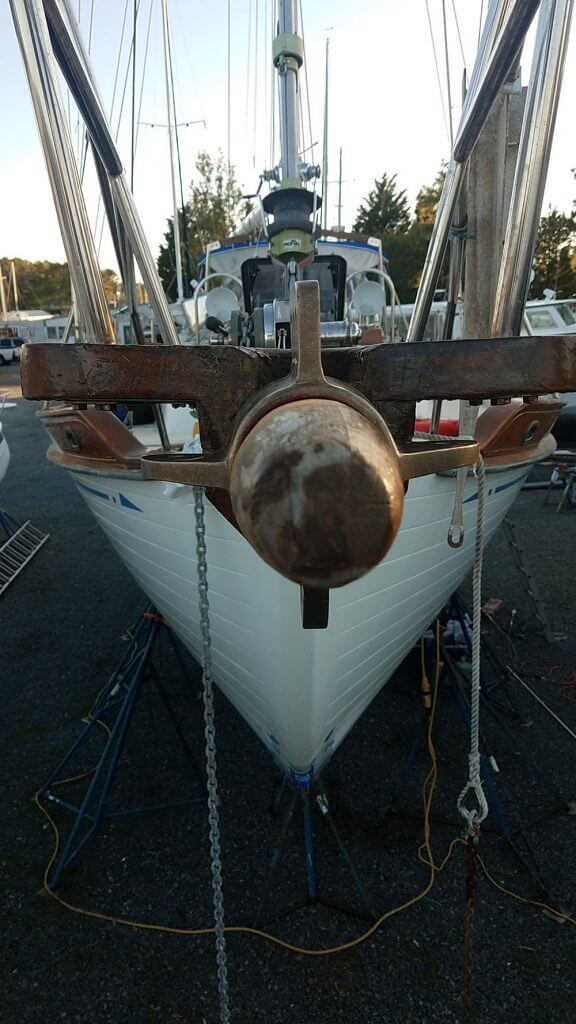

left=529, top=206, right=576, bottom=299
left=158, top=150, right=244, bottom=300
left=0, top=258, right=121, bottom=313
left=102, top=268, right=122, bottom=305
left=415, top=166, right=446, bottom=224
left=353, top=173, right=411, bottom=237
left=353, top=170, right=448, bottom=302
left=1, top=258, right=70, bottom=312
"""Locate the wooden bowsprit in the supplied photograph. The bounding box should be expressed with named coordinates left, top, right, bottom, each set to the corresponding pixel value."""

left=20, top=282, right=576, bottom=627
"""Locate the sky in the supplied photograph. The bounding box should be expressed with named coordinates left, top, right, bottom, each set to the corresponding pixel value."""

left=1, top=0, right=575, bottom=274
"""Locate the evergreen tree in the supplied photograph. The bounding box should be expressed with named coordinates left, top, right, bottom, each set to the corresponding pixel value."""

left=529, top=206, right=576, bottom=299
left=353, top=173, right=411, bottom=237
left=415, top=166, right=446, bottom=224
left=352, top=170, right=447, bottom=301
left=158, top=150, right=244, bottom=300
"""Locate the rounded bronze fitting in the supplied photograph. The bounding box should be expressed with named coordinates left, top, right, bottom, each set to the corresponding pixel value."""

left=230, top=398, right=404, bottom=588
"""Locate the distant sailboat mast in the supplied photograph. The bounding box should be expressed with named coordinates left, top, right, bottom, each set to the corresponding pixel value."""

left=0, top=269, right=7, bottom=319
left=161, top=0, right=184, bottom=302
left=9, top=261, right=19, bottom=312
left=336, top=145, right=343, bottom=231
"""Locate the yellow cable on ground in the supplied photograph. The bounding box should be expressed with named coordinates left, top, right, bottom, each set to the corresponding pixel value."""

left=34, top=619, right=575, bottom=955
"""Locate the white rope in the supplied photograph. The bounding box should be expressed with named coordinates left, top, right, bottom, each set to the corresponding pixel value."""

left=457, top=455, right=489, bottom=833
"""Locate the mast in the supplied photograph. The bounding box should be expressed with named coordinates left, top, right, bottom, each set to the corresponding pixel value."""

left=276, top=0, right=301, bottom=182
left=161, top=0, right=184, bottom=302
left=264, top=0, right=320, bottom=262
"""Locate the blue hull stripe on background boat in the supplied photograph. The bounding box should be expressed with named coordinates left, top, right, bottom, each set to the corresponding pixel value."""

left=198, top=238, right=380, bottom=263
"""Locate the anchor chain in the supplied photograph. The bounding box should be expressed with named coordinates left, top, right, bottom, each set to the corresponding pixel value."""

left=193, top=486, right=231, bottom=1024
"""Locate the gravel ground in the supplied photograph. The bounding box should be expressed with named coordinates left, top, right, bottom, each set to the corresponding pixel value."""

left=2, top=361, right=576, bottom=1024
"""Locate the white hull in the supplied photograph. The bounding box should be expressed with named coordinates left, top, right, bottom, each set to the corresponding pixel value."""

left=71, top=463, right=529, bottom=776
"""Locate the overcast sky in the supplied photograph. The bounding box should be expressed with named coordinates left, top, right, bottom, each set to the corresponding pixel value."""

left=1, top=0, right=574, bottom=273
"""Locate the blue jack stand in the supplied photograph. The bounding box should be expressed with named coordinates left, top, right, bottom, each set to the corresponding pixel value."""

left=253, top=772, right=376, bottom=927
left=0, top=507, right=19, bottom=537
left=41, top=603, right=205, bottom=889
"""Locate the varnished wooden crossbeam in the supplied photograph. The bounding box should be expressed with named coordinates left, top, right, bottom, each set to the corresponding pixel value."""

left=21, top=335, right=576, bottom=405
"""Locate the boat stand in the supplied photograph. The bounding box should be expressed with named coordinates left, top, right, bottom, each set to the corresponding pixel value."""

left=41, top=604, right=205, bottom=889
left=252, top=773, right=377, bottom=928
left=382, top=613, right=574, bottom=913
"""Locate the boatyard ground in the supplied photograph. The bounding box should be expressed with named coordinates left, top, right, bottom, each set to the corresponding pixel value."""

left=2, top=361, right=576, bottom=1024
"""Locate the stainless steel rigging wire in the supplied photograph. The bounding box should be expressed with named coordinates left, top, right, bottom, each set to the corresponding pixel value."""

left=133, top=0, right=154, bottom=156
left=227, top=0, right=231, bottom=172
left=451, top=0, right=467, bottom=66
left=425, top=0, right=451, bottom=146
left=298, top=0, right=315, bottom=163
left=95, top=0, right=142, bottom=255
left=91, top=0, right=130, bottom=246
left=442, top=0, right=454, bottom=149
left=253, top=0, right=259, bottom=168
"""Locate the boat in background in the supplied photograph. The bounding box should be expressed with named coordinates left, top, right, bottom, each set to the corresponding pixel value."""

left=397, top=294, right=576, bottom=342
left=13, top=0, right=576, bottom=776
